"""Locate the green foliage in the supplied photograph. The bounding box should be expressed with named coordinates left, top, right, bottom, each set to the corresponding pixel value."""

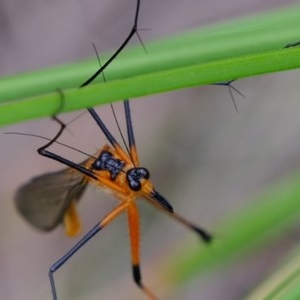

left=0, top=4, right=300, bottom=126
left=167, top=171, right=300, bottom=285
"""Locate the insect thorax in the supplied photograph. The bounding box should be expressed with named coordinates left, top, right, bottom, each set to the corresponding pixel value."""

left=92, top=147, right=125, bottom=181
left=90, top=145, right=150, bottom=192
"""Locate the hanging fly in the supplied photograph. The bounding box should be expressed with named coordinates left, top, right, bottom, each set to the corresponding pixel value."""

left=14, top=100, right=212, bottom=300
left=11, top=0, right=215, bottom=298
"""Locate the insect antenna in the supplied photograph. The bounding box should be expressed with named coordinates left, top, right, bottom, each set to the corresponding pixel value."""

left=5, top=132, right=97, bottom=160
left=110, top=103, right=132, bottom=161
left=64, top=111, right=88, bottom=129
left=6, top=131, right=130, bottom=179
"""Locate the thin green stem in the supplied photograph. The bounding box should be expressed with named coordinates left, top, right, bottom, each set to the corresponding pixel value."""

left=0, top=4, right=300, bottom=127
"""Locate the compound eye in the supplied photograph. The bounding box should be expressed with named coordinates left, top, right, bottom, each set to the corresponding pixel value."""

left=126, top=167, right=150, bottom=191
left=139, top=168, right=150, bottom=180
left=129, top=180, right=141, bottom=191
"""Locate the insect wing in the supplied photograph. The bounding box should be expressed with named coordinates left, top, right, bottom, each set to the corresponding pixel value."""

left=15, top=168, right=87, bottom=232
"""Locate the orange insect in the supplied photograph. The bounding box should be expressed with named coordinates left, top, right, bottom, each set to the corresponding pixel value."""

left=15, top=100, right=212, bottom=300
left=12, top=0, right=214, bottom=298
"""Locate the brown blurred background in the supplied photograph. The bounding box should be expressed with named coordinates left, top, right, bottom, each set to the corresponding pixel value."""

left=1, top=0, right=300, bottom=299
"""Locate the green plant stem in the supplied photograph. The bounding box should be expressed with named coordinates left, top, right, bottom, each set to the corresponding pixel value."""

left=245, top=246, right=300, bottom=300
left=1, top=46, right=300, bottom=127
left=0, top=4, right=300, bottom=127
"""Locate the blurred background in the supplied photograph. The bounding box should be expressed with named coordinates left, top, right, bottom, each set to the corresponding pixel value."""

left=1, top=0, right=300, bottom=299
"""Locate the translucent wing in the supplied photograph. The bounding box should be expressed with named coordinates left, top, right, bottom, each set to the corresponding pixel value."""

left=15, top=168, right=87, bottom=232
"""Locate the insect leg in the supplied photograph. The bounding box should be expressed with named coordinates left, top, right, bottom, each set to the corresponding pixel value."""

left=49, top=200, right=130, bottom=300
left=147, top=191, right=212, bottom=243
left=127, top=202, right=158, bottom=300
left=38, top=116, right=65, bottom=151
left=80, top=0, right=141, bottom=87
left=124, top=99, right=140, bottom=166
left=212, top=80, right=245, bottom=112
left=285, top=41, right=300, bottom=48
left=37, top=117, right=97, bottom=179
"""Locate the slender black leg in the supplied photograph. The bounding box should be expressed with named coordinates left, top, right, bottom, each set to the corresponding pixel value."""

left=80, top=0, right=142, bottom=87
left=213, top=80, right=245, bottom=112
left=36, top=116, right=97, bottom=179
left=285, top=41, right=300, bottom=48
left=124, top=100, right=140, bottom=166
left=49, top=201, right=130, bottom=300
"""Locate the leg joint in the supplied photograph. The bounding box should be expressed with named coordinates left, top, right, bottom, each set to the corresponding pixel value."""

left=132, top=264, right=142, bottom=287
